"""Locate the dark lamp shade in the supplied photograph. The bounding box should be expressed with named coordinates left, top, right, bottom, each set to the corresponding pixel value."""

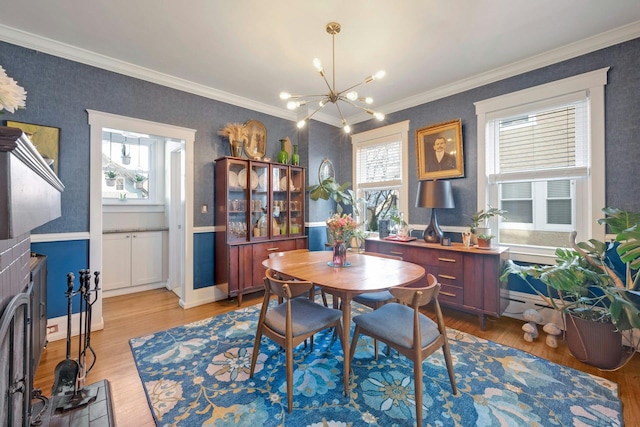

left=415, top=180, right=455, bottom=209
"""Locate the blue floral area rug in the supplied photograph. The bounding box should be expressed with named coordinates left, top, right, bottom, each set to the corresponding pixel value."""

left=130, top=301, right=622, bottom=426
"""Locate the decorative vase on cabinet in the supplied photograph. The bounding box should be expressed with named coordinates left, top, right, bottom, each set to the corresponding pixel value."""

left=291, top=145, right=300, bottom=165
left=278, top=139, right=289, bottom=164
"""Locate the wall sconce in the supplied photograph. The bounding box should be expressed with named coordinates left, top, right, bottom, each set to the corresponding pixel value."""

left=415, top=180, right=455, bottom=243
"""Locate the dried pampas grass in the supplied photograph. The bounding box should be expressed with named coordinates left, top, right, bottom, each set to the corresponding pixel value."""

left=218, top=122, right=248, bottom=142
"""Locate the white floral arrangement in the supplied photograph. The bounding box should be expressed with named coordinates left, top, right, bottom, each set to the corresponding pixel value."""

left=0, top=65, right=27, bottom=114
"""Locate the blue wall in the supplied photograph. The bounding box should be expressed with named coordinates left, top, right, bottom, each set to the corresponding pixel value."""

left=31, top=240, right=89, bottom=317
left=3, top=35, right=640, bottom=311
left=349, top=37, right=640, bottom=226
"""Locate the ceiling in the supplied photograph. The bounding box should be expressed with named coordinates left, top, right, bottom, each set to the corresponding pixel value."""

left=1, top=1, right=640, bottom=127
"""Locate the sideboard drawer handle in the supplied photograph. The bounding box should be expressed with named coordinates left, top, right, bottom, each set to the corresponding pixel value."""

left=266, top=247, right=280, bottom=252
left=438, top=257, right=456, bottom=263
left=440, top=291, right=456, bottom=297
left=438, top=274, right=456, bottom=280
left=390, top=251, right=404, bottom=255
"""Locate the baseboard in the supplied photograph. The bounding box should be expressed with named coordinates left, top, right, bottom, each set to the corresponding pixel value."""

left=46, top=313, right=105, bottom=342
left=503, top=290, right=640, bottom=350
left=503, top=290, right=563, bottom=326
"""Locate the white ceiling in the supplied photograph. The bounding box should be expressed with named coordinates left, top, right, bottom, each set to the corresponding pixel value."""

left=1, top=1, right=640, bottom=127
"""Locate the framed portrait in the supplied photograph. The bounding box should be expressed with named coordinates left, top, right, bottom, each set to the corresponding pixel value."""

left=415, top=119, right=464, bottom=180
left=6, top=120, right=60, bottom=174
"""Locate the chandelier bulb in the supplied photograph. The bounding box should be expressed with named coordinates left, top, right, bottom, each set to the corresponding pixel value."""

left=373, top=112, right=385, bottom=121
left=297, top=120, right=306, bottom=129
left=287, top=101, right=301, bottom=110
left=346, top=91, right=358, bottom=101
left=364, top=97, right=373, bottom=104
left=280, top=92, right=292, bottom=100
left=373, top=70, right=386, bottom=80
left=313, top=58, right=323, bottom=72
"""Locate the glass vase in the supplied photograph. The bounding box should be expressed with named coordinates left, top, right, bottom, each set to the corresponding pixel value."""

left=291, top=144, right=300, bottom=165
left=278, top=139, right=289, bottom=164
left=332, top=240, right=347, bottom=267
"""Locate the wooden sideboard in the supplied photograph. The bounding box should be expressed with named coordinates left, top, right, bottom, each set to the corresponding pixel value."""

left=365, top=237, right=509, bottom=329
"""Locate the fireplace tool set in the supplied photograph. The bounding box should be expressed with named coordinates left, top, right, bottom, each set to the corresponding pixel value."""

left=50, top=269, right=101, bottom=411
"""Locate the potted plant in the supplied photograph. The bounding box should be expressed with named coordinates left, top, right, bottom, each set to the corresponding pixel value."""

left=121, top=144, right=131, bottom=165
left=309, top=177, right=363, bottom=245
left=468, top=206, right=507, bottom=244
left=308, top=177, right=360, bottom=216
left=502, top=207, right=640, bottom=369
left=104, top=170, right=117, bottom=186
left=133, top=173, right=146, bottom=189
left=476, top=233, right=494, bottom=248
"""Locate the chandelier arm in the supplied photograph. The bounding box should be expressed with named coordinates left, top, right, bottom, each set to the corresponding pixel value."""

left=333, top=102, right=347, bottom=123
left=337, top=79, right=369, bottom=96
left=318, top=72, right=334, bottom=94
left=341, top=98, right=376, bottom=115
left=302, top=103, right=328, bottom=122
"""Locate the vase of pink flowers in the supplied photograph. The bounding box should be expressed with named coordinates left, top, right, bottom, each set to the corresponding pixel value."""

left=327, top=213, right=357, bottom=267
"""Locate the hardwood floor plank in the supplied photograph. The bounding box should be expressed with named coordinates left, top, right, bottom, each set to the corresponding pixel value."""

left=34, top=288, right=639, bottom=426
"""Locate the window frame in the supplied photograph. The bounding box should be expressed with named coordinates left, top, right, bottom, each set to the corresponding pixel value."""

left=475, top=68, right=608, bottom=263
left=351, top=121, right=410, bottom=232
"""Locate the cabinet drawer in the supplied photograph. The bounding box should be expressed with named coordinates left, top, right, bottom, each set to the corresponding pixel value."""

left=429, top=266, right=463, bottom=288
left=437, top=283, right=464, bottom=306
left=252, top=240, right=297, bottom=261
left=426, top=250, right=463, bottom=267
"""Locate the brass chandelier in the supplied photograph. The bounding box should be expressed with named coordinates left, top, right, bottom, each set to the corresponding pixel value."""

left=280, top=22, right=385, bottom=133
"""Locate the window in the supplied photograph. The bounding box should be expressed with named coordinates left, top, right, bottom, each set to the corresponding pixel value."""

left=475, top=68, right=608, bottom=261
left=351, top=121, right=409, bottom=233
left=101, top=128, right=164, bottom=205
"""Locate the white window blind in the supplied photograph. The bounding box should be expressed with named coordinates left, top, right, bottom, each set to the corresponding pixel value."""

left=355, top=137, right=402, bottom=190
left=486, top=95, right=589, bottom=183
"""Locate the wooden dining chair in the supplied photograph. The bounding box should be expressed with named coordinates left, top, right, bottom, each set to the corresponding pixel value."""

left=250, top=268, right=344, bottom=413
left=348, top=274, right=458, bottom=426
left=351, top=251, right=403, bottom=356
left=268, top=249, right=328, bottom=306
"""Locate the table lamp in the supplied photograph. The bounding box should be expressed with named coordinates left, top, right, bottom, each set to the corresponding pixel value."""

left=415, top=180, right=455, bottom=243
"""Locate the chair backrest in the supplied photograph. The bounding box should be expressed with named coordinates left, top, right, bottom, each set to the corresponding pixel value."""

left=361, top=251, right=403, bottom=261
left=268, top=248, right=309, bottom=259
left=389, top=273, right=440, bottom=307
left=264, top=268, right=313, bottom=300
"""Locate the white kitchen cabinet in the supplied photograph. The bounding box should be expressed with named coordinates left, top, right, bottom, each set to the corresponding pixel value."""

left=103, top=231, right=163, bottom=291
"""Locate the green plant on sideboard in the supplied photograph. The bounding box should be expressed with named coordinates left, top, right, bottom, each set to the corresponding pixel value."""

left=468, top=206, right=507, bottom=234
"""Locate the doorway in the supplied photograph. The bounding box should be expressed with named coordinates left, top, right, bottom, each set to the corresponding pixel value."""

left=88, top=110, right=196, bottom=328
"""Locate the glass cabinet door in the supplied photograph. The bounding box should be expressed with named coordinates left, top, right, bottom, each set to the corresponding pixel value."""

left=271, top=164, right=289, bottom=238
left=289, top=166, right=304, bottom=236
left=250, top=161, right=269, bottom=240
left=226, top=159, right=249, bottom=243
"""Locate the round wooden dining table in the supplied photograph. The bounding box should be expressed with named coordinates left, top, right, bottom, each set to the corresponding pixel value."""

left=262, top=250, right=426, bottom=395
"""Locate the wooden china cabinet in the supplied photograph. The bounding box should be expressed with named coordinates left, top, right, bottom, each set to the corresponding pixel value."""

left=214, top=157, right=307, bottom=304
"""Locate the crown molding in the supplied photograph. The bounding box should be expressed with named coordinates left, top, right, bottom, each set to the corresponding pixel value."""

left=370, top=20, right=640, bottom=121
left=2, top=21, right=639, bottom=128
left=0, top=24, right=295, bottom=122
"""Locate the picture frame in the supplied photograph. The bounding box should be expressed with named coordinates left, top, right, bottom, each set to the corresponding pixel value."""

left=243, top=119, right=266, bottom=160
left=415, top=119, right=464, bottom=180
left=6, top=120, right=60, bottom=174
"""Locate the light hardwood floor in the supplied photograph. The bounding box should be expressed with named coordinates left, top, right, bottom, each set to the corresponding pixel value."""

left=34, top=288, right=639, bottom=426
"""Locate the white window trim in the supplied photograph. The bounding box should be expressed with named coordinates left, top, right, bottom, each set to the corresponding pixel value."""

left=475, top=68, right=608, bottom=263
left=351, top=120, right=410, bottom=226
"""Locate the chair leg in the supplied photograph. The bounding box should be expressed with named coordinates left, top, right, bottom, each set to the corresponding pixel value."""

left=285, top=338, right=294, bottom=413
left=414, top=359, right=423, bottom=427
left=249, top=328, right=262, bottom=377
left=442, top=339, right=458, bottom=395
